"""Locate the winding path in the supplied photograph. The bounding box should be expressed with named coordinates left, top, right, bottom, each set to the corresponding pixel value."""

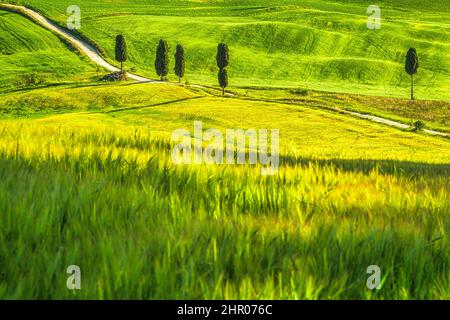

left=344, top=110, right=448, bottom=137
left=1, top=4, right=448, bottom=138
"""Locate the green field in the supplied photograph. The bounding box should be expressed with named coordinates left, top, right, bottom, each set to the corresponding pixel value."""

left=5, top=0, right=450, bottom=100
left=0, top=0, right=449, bottom=300
left=0, top=10, right=99, bottom=91
left=1, top=83, right=450, bottom=299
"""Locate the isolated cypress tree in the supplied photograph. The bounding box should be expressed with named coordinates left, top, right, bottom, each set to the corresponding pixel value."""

left=174, top=44, right=185, bottom=83
left=217, top=43, right=229, bottom=95
left=115, top=34, right=128, bottom=75
left=216, top=43, right=229, bottom=70
left=218, top=68, right=228, bottom=96
left=405, top=48, right=419, bottom=100
left=155, top=39, right=169, bottom=81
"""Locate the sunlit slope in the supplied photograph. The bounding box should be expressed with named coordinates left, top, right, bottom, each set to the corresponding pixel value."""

left=0, top=11, right=99, bottom=91
left=1, top=115, right=449, bottom=299
left=0, top=82, right=449, bottom=299
left=0, top=79, right=449, bottom=299
left=8, top=0, right=450, bottom=99
left=1, top=82, right=449, bottom=163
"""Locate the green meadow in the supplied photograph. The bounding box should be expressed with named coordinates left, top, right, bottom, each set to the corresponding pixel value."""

left=0, top=10, right=99, bottom=90
left=0, top=0, right=449, bottom=299
left=1, top=83, right=450, bottom=299
left=5, top=0, right=450, bottom=99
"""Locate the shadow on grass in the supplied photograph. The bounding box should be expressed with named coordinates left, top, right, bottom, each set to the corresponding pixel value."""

left=279, top=154, right=450, bottom=178
left=103, top=96, right=205, bottom=114
left=0, top=81, right=119, bottom=96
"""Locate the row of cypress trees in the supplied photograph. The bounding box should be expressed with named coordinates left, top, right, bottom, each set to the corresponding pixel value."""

left=155, top=39, right=185, bottom=83
left=115, top=35, right=230, bottom=95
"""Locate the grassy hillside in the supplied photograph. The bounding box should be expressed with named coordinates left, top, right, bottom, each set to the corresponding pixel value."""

left=2, top=82, right=450, bottom=133
left=0, top=10, right=100, bottom=92
left=0, top=83, right=449, bottom=299
left=232, top=87, right=450, bottom=133
left=5, top=0, right=450, bottom=100
left=0, top=1, right=449, bottom=300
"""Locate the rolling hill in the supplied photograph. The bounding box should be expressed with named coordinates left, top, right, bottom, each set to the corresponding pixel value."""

left=0, top=9, right=99, bottom=91
left=1, top=82, right=449, bottom=299
left=0, top=1, right=449, bottom=300
left=4, top=0, right=450, bottom=100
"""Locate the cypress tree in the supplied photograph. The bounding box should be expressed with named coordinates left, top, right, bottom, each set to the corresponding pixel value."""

left=174, top=44, right=185, bottom=83
left=115, top=34, right=128, bottom=75
left=155, top=39, right=169, bottom=81
left=216, top=43, right=229, bottom=70
left=217, top=43, right=229, bottom=95
left=405, top=48, right=419, bottom=100
left=218, top=68, right=228, bottom=96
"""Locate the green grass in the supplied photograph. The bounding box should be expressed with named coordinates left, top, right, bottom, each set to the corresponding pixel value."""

left=230, top=87, right=450, bottom=133
left=5, top=0, right=450, bottom=100
left=0, top=83, right=449, bottom=299
left=0, top=10, right=100, bottom=92
left=2, top=82, right=449, bottom=133
left=0, top=1, right=449, bottom=300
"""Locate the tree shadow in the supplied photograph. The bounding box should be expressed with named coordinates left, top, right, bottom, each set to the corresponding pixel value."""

left=0, top=81, right=120, bottom=96
left=279, top=154, right=450, bottom=177
left=103, top=96, right=205, bottom=114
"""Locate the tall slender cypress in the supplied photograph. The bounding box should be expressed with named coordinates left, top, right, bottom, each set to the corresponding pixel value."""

left=155, top=39, right=169, bottom=81
left=115, top=34, right=127, bottom=75
left=174, top=44, right=185, bottom=83
left=217, top=43, right=229, bottom=95
left=405, top=48, right=419, bottom=100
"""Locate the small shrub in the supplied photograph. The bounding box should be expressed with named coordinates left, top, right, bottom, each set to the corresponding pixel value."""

left=413, top=120, right=425, bottom=132
left=290, top=88, right=310, bottom=96
left=101, top=71, right=127, bottom=82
